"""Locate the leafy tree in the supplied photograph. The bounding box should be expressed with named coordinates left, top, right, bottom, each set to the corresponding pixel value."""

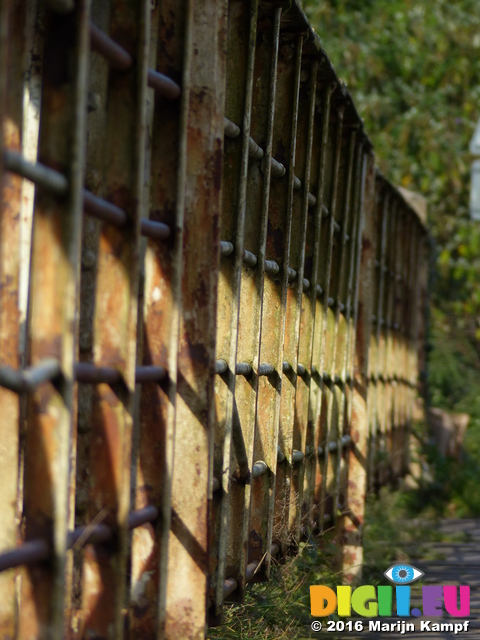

left=303, top=0, right=480, bottom=415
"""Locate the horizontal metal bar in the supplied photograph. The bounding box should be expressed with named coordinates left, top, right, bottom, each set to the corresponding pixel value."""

left=0, top=539, right=51, bottom=573
left=316, top=284, right=323, bottom=296
left=75, top=363, right=167, bottom=384
left=307, top=192, right=316, bottom=207
left=303, top=278, right=310, bottom=290
left=75, top=363, right=121, bottom=384
left=258, top=363, right=274, bottom=376
left=147, top=68, right=181, bottom=100
left=127, top=505, right=160, bottom=529
left=277, top=446, right=285, bottom=463
left=140, top=218, right=171, bottom=240
left=270, top=157, right=286, bottom=178
left=282, top=361, right=291, bottom=373
left=334, top=375, right=342, bottom=385
left=327, top=297, right=334, bottom=307
left=0, top=358, right=61, bottom=393
left=338, top=302, right=345, bottom=312
left=223, top=117, right=240, bottom=139
left=333, top=221, right=340, bottom=233
left=1, top=163, right=171, bottom=238
left=4, top=150, right=68, bottom=195
left=84, top=190, right=171, bottom=239
left=341, top=435, right=351, bottom=448
left=322, top=204, right=330, bottom=218
left=134, top=366, right=167, bottom=384
left=220, top=240, right=234, bottom=256
left=328, top=441, right=337, bottom=453
left=323, top=372, right=331, bottom=383
left=69, top=523, right=113, bottom=548
left=83, top=189, right=127, bottom=226
left=287, top=267, right=297, bottom=281
left=265, top=260, right=279, bottom=275
left=252, top=461, right=268, bottom=479
left=297, top=363, right=306, bottom=376
left=243, top=250, right=257, bottom=268
left=317, top=446, right=324, bottom=457
left=235, top=362, right=252, bottom=376
left=215, top=359, right=228, bottom=375
left=248, top=137, right=264, bottom=160
left=0, top=506, right=160, bottom=573
left=222, top=542, right=281, bottom=599
left=212, top=477, right=221, bottom=493
left=223, top=576, right=238, bottom=599
left=293, top=175, right=301, bottom=190
left=292, top=450, right=304, bottom=464
left=90, top=24, right=180, bottom=99
left=90, top=22, right=132, bottom=70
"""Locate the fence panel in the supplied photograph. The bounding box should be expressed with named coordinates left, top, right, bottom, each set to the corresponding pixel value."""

left=0, top=1, right=429, bottom=638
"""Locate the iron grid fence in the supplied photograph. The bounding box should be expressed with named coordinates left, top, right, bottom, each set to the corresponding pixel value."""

left=0, top=0, right=428, bottom=638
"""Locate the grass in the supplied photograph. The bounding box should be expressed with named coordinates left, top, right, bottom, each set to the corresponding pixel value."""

left=208, top=474, right=472, bottom=640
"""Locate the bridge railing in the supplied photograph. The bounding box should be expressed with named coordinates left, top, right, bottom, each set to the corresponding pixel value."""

left=0, top=0, right=428, bottom=638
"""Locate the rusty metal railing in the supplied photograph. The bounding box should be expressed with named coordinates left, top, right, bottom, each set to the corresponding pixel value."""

left=0, top=0, right=428, bottom=638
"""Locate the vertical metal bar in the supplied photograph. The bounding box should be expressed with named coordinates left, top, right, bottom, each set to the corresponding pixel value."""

left=129, top=1, right=191, bottom=636
left=81, top=3, right=149, bottom=638
left=18, top=2, right=90, bottom=638
left=249, top=30, right=303, bottom=580
left=0, top=1, right=19, bottom=635
left=327, top=127, right=357, bottom=522
left=284, top=56, right=318, bottom=544
left=369, top=185, right=389, bottom=488
left=218, top=0, right=259, bottom=606
left=391, top=206, right=409, bottom=478
left=341, top=150, right=376, bottom=583
left=303, top=84, right=333, bottom=532
left=163, top=0, right=225, bottom=636
left=336, top=137, right=365, bottom=528
left=314, top=100, right=345, bottom=527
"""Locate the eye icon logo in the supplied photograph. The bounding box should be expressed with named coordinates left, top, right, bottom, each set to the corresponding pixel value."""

left=384, top=564, right=424, bottom=584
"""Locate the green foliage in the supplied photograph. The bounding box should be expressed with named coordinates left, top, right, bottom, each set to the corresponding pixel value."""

left=302, top=0, right=480, bottom=498
left=208, top=535, right=340, bottom=640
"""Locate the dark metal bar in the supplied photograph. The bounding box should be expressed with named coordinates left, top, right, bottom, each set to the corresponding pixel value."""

left=292, top=450, right=304, bottom=464
left=147, top=68, right=181, bottom=100
left=215, top=359, right=228, bottom=375
left=82, top=189, right=127, bottom=225
left=3, top=149, right=68, bottom=195
left=220, top=240, right=234, bottom=256
left=89, top=22, right=132, bottom=70
left=243, top=249, right=257, bottom=267
left=251, top=461, right=268, bottom=478
left=0, top=540, right=51, bottom=573
left=0, top=358, right=61, bottom=393
left=127, top=505, right=160, bottom=529
left=258, top=363, right=274, bottom=376
left=140, top=217, right=171, bottom=240
left=235, top=362, right=252, bottom=376
left=224, top=117, right=240, bottom=138
left=264, top=259, right=279, bottom=275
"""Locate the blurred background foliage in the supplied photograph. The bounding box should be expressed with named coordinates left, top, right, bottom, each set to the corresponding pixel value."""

left=303, top=0, right=480, bottom=514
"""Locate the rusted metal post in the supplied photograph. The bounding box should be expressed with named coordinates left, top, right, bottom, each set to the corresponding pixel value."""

left=16, top=3, right=90, bottom=638
left=215, top=0, right=259, bottom=608
left=80, top=3, right=149, bottom=638
left=128, top=1, right=187, bottom=636
left=341, top=150, right=375, bottom=584
left=163, top=1, right=226, bottom=637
